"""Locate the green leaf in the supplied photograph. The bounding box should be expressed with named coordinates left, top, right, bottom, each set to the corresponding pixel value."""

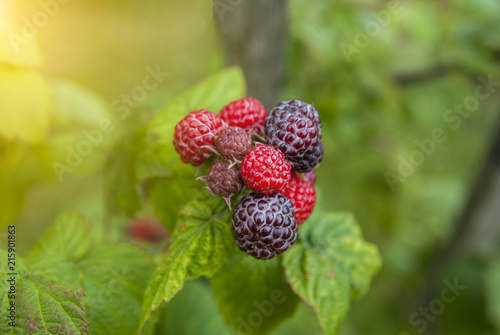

left=272, top=302, right=321, bottom=335
left=26, top=212, right=92, bottom=265
left=485, top=259, right=500, bottom=332
left=25, top=212, right=155, bottom=335
left=139, top=197, right=234, bottom=331
left=211, top=253, right=300, bottom=335
left=148, top=66, right=245, bottom=134
left=156, top=280, right=234, bottom=335
left=146, top=175, right=198, bottom=233
left=105, top=134, right=143, bottom=217
left=282, top=212, right=381, bottom=335
left=30, top=244, right=155, bottom=335
left=49, top=79, right=111, bottom=132
left=74, top=244, right=155, bottom=335
left=43, top=80, right=116, bottom=182
left=0, top=251, right=89, bottom=334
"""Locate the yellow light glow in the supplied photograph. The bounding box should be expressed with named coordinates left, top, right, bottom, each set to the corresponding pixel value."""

left=0, top=2, right=6, bottom=29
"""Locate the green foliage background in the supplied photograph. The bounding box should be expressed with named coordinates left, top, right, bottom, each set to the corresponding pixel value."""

left=0, top=0, right=500, bottom=334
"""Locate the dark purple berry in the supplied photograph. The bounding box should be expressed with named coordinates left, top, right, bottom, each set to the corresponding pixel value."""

left=271, top=100, right=322, bottom=137
left=215, top=126, right=253, bottom=161
left=265, top=100, right=323, bottom=172
left=232, top=193, right=297, bottom=260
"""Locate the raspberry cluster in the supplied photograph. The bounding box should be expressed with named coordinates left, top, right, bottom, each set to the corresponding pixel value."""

left=173, top=98, right=323, bottom=260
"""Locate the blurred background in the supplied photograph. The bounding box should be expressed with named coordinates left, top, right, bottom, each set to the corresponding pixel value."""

left=1, top=0, right=500, bottom=334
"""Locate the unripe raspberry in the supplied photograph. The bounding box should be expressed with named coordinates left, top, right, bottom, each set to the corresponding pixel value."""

left=219, top=97, right=267, bottom=133
left=207, top=161, right=243, bottom=198
left=215, top=126, right=253, bottom=161
left=279, top=175, right=316, bottom=225
left=173, top=110, right=223, bottom=166
left=233, top=193, right=297, bottom=259
left=240, top=144, right=291, bottom=194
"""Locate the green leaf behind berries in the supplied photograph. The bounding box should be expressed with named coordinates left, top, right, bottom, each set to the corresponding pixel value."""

left=211, top=253, right=300, bottom=335
left=138, top=197, right=234, bottom=331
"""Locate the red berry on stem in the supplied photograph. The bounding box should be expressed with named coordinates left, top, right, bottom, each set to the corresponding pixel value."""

left=279, top=174, right=316, bottom=225
left=219, top=97, right=267, bottom=134
left=173, top=110, right=224, bottom=166
left=240, top=144, right=291, bottom=194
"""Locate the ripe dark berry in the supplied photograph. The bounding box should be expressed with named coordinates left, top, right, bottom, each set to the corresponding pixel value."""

left=279, top=175, right=316, bottom=225
left=265, top=100, right=323, bottom=173
left=219, top=97, right=267, bottom=133
left=232, top=193, right=297, bottom=259
left=215, top=126, right=253, bottom=161
left=300, top=170, right=317, bottom=185
left=207, top=161, right=243, bottom=198
left=240, top=144, right=291, bottom=194
left=173, top=110, right=224, bottom=166
left=271, top=99, right=322, bottom=136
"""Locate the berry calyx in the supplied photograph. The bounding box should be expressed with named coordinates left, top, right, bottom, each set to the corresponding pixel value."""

left=215, top=126, right=253, bottom=161
left=219, top=97, right=267, bottom=134
left=240, top=144, right=291, bottom=194
left=232, top=193, right=297, bottom=260
left=279, top=174, right=316, bottom=225
left=173, top=110, right=224, bottom=166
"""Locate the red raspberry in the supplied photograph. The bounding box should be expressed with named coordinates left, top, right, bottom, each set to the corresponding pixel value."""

left=173, top=110, right=224, bottom=166
left=240, top=144, right=291, bottom=194
left=279, top=175, right=316, bottom=225
left=219, top=97, right=267, bottom=133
